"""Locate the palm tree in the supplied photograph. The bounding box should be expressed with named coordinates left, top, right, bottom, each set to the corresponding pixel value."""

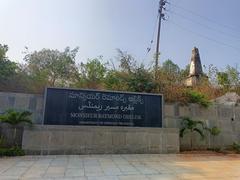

left=180, top=117, right=205, bottom=150
left=0, top=110, right=32, bottom=146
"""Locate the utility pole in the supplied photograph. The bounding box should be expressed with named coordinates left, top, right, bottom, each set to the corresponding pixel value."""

left=155, top=0, right=167, bottom=78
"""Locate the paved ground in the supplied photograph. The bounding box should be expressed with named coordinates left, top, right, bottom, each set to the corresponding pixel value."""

left=0, top=154, right=240, bottom=180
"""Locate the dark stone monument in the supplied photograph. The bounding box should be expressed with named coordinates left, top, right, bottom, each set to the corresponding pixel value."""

left=44, top=88, right=163, bottom=127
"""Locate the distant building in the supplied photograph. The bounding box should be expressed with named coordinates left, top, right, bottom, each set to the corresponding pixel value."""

left=185, top=47, right=204, bottom=87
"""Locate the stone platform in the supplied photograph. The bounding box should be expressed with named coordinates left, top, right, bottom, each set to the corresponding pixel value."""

left=22, top=125, right=179, bottom=155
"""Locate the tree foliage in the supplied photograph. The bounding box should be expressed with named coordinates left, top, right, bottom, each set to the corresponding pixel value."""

left=0, top=110, right=32, bottom=125
left=0, top=44, right=17, bottom=81
left=77, top=58, right=107, bottom=89
left=0, top=44, right=239, bottom=102
left=24, top=47, right=79, bottom=88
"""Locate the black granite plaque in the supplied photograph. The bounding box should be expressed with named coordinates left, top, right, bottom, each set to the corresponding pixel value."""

left=43, top=88, right=163, bottom=127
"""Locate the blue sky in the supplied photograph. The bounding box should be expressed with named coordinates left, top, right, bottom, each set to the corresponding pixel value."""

left=0, top=0, right=239, bottom=70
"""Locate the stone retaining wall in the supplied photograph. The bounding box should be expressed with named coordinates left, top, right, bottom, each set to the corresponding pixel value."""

left=22, top=125, right=179, bottom=154
left=164, top=103, right=240, bottom=149
left=0, top=92, right=44, bottom=124
left=1, top=91, right=239, bottom=150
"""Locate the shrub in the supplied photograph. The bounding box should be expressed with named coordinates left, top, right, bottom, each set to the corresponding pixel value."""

left=180, top=117, right=206, bottom=150
left=232, top=142, right=240, bottom=153
left=0, top=147, right=25, bottom=157
left=206, top=126, right=221, bottom=151
left=0, top=109, right=32, bottom=147
left=186, top=90, right=211, bottom=108
left=0, top=109, right=32, bottom=125
left=0, top=136, right=5, bottom=147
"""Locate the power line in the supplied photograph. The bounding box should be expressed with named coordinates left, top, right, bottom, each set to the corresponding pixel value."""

left=168, top=10, right=240, bottom=41
left=169, top=2, right=239, bottom=33
left=168, top=20, right=240, bottom=52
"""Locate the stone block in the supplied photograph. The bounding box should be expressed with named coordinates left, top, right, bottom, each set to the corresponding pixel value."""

left=164, top=104, right=175, bottom=117
left=148, top=145, right=161, bottom=153
left=221, top=133, right=235, bottom=146
left=29, top=97, right=37, bottom=111
left=63, top=131, right=86, bottom=147
left=8, top=96, right=15, bottom=108
left=148, top=133, right=162, bottom=147
left=22, top=130, right=44, bottom=150
left=126, top=132, right=148, bottom=146
left=36, top=96, right=44, bottom=111
left=64, top=147, right=86, bottom=155
left=125, top=145, right=148, bottom=154
left=217, top=106, right=233, bottom=119
left=48, top=131, right=64, bottom=149
left=33, top=113, right=44, bottom=124
left=83, top=132, right=94, bottom=146
left=92, top=131, right=112, bottom=146
left=112, top=133, right=126, bottom=146
left=232, top=122, right=240, bottom=133
left=0, top=95, right=8, bottom=112
left=166, top=133, right=179, bottom=148
left=14, top=96, right=29, bottom=110
left=189, top=104, right=202, bottom=117
left=179, top=105, right=190, bottom=117
left=198, top=105, right=218, bottom=120
left=22, top=125, right=179, bottom=154
left=219, top=120, right=234, bottom=133
left=164, top=117, right=178, bottom=128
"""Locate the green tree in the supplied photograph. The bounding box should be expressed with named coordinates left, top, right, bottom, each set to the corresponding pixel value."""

left=180, top=64, right=190, bottom=79
left=226, top=65, right=239, bottom=87
left=204, top=64, right=218, bottom=85
left=0, top=44, right=17, bottom=81
left=162, top=59, right=180, bottom=75
left=24, top=47, right=79, bottom=88
left=104, top=70, right=129, bottom=91
left=77, top=58, right=107, bottom=89
left=127, top=66, right=156, bottom=92
left=0, top=44, right=8, bottom=59
left=116, top=49, right=137, bottom=73
left=217, top=72, right=230, bottom=89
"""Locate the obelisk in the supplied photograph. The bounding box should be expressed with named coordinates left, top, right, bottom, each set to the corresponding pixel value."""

left=185, top=47, right=203, bottom=86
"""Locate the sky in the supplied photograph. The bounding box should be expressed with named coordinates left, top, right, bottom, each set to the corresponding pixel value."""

left=0, top=0, right=239, bottom=70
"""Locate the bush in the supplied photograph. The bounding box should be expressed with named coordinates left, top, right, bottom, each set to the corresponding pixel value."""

left=0, top=147, right=25, bottom=157
left=0, top=136, right=5, bottom=147
left=232, top=142, right=240, bottom=153
left=186, top=90, right=211, bottom=108
left=180, top=117, right=206, bottom=150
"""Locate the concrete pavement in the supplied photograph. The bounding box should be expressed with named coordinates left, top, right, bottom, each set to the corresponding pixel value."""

left=0, top=154, right=240, bottom=180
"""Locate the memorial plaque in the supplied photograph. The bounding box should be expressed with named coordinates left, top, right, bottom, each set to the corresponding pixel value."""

left=43, top=87, right=163, bottom=127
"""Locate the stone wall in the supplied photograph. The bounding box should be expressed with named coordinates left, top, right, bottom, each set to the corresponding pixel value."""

left=0, top=92, right=44, bottom=124
left=164, top=103, right=240, bottom=150
left=22, top=125, right=179, bottom=155
left=0, top=92, right=239, bottom=150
